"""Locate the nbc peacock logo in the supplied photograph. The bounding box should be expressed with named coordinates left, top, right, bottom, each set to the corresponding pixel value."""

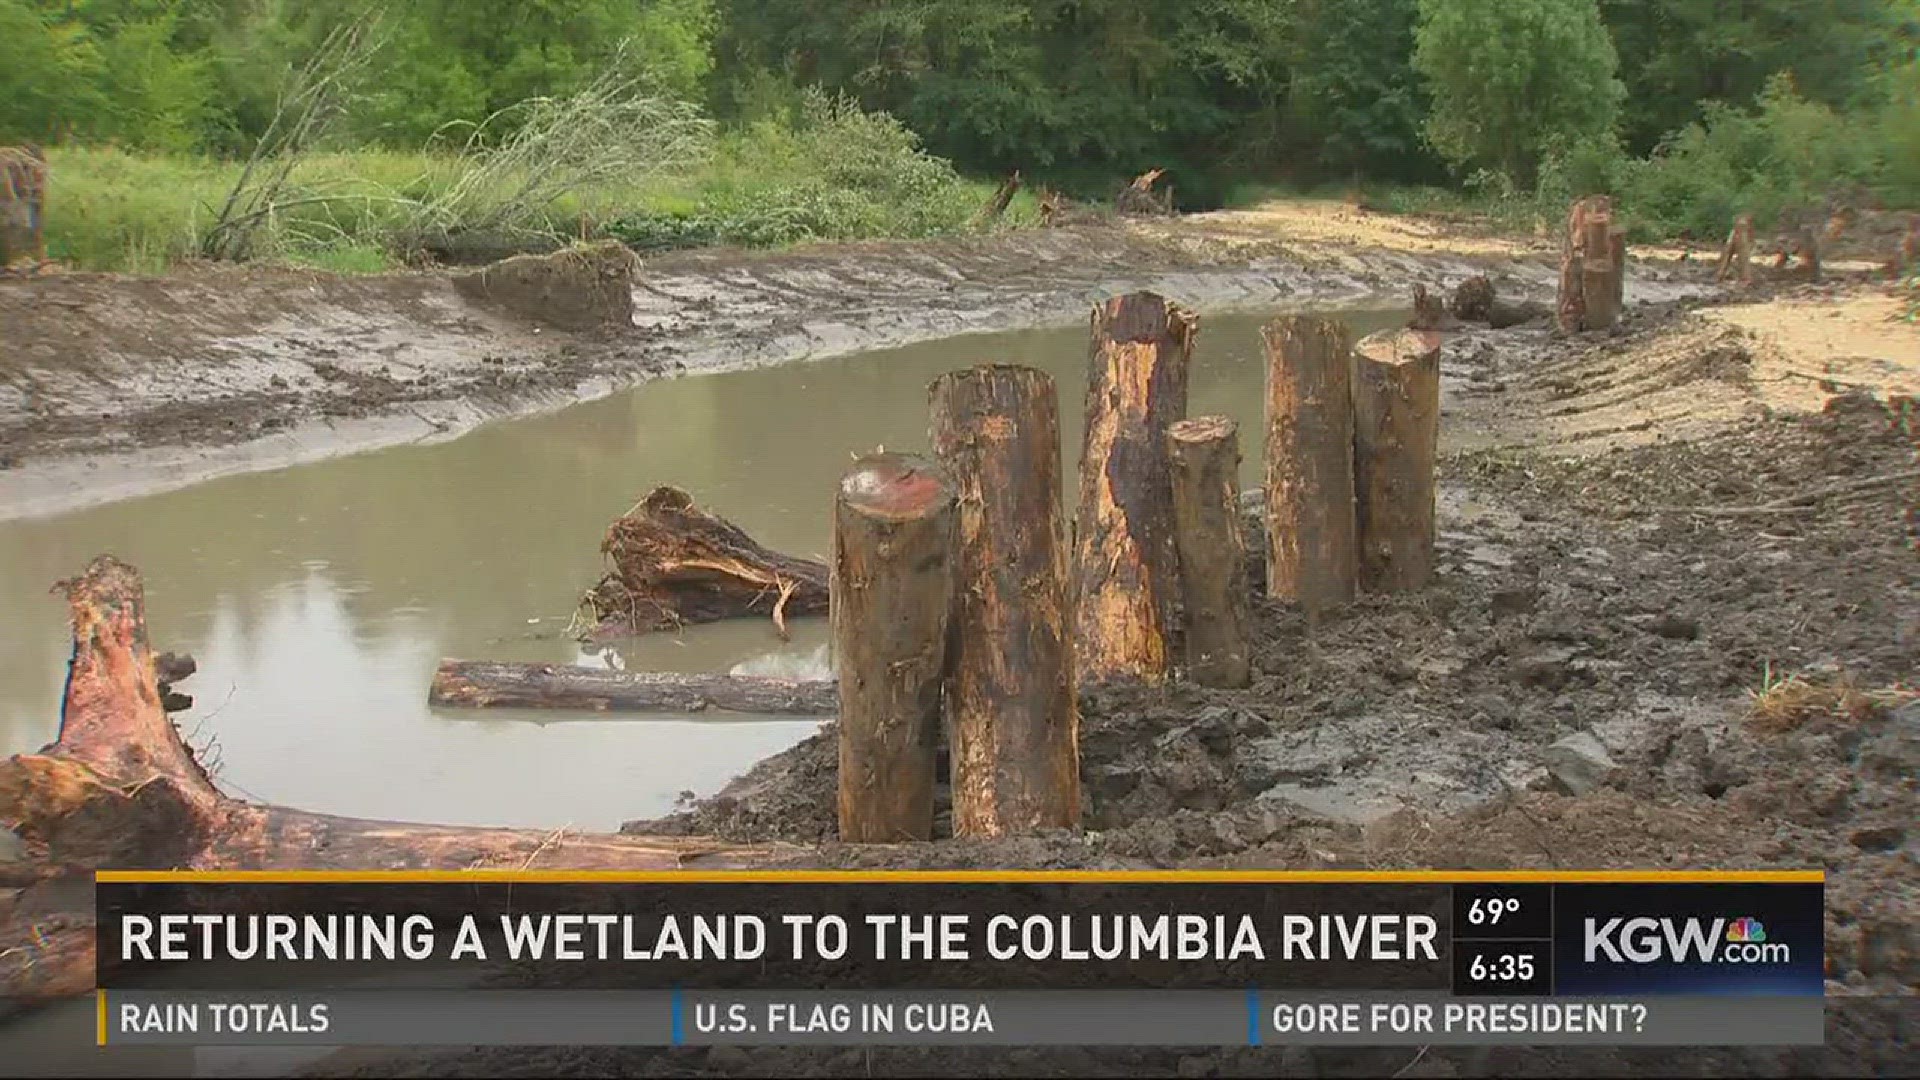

left=1726, top=917, right=1767, bottom=944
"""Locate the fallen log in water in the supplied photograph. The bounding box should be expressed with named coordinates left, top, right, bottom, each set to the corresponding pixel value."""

left=578, top=486, right=830, bottom=639
left=429, top=659, right=838, bottom=715
left=0, top=557, right=787, bottom=1007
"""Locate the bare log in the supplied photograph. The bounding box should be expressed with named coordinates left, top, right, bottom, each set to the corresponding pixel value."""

left=833, top=453, right=958, bottom=843
left=929, top=365, right=1080, bottom=836
left=1072, top=291, right=1196, bottom=683
left=580, top=486, right=829, bottom=638
left=1261, top=315, right=1358, bottom=616
left=0, top=557, right=783, bottom=1007
left=1167, top=416, right=1252, bottom=688
left=1487, top=297, right=1552, bottom=329
left=1352, top=330, right=1442, bottom=592
left=429, top=659, right=836, bottom=715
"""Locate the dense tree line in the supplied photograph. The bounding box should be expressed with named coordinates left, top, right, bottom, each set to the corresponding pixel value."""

left=3, top=0, right=1916, bottom=208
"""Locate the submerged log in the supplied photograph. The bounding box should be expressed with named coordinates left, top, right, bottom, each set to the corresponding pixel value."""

left=1166, top=416, right=1252, bottom=688
left=429, top=659, right=837, bottom=715
left=832, top=453, right=958, bottom=843
left=929, top=365, right=1080, bottom=836
left=1261, top=315, right=1359, bottom=616
left=1352, top=330, right=1442, bottom=592
left=1072, top=291, right=1196, bottom=683
left=580, top=486, right=829, bottom=639
left=0, top=556, right=782, bottom=1006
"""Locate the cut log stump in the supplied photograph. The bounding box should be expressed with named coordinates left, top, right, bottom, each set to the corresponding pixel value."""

left=929, top=365, right=1080, bottom=836
left=1261, top=315, right=1358, bottom=617
left=1557, top=195, right=1625, bottom=332
left=1072, top=291, right=1195, bottom=684
left=579, top=486, right=829, bottom=639
left=1167, top=416, right=1252, bottom=688
left=429, top=660, right=836, bottom=715
left=1352, top=329, right=1442, bottom=592
left=0, top=556, right=783, bottom=1008
left=833, top=453, right=959, bottom=843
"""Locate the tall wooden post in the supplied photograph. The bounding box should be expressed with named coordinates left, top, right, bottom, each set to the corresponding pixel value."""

left=1167, top=416, right=1252, bottom=688
left=1261, top=315, right=1359, bottom=617
left=1071, top=291, right=1195, bottom=683
left=833, top=452, right=958, bottom=843
left=929, top=365, right=1080, bottom=836
left=1351, top=329, right=1442, bottom=593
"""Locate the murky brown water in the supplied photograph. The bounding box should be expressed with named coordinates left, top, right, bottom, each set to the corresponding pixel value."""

left=0, top=307, right=1403, bottom=831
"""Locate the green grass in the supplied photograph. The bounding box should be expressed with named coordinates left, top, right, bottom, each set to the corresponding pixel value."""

left=39, top=135, right=1036, bottom=274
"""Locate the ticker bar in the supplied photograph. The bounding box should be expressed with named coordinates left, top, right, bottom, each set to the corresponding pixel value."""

left=96, top=989, right=1825, bottom=1047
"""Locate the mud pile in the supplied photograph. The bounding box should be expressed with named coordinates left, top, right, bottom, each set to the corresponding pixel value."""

left=450, top=240, right=639, bottom=331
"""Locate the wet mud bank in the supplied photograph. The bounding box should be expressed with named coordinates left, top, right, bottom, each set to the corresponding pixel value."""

left=0, top=221, right=1680, bottom=521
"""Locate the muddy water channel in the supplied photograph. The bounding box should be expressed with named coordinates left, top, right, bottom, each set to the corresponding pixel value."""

left=0, top=306, right=1402, bottom=831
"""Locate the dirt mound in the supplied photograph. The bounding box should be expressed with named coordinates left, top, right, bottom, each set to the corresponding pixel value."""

left=450, top=240, right=639, bottom=331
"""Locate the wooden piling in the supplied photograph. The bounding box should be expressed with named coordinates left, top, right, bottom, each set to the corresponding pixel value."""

left=832, top=452, right=958, bottom=842
left=1352, top=328, right=1442, bottom=592
left=1261, top=315, right=1359, bottom=616
left=929, top=365, right=1080, bottom=835
left=1071, top=291, right=1195, bottom=683
left=1167, top=416, right=1252, bottom=688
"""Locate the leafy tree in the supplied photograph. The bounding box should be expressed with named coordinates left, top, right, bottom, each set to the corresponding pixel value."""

left=1411, top=0, right=1623, bottom=185
left=1287, top=0, right=1440, bottom=181
left=0, top=0, right=107, bottom=143
left=1601, top=0, right=1912, bottom=155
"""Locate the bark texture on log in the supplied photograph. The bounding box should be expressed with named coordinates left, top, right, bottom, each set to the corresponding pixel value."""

left=1072, top=292, right=1195, bottom=683
left=1261, top=315, right=1358, bottom=616
left=929, top=366, right=1080, bottom=836
left=832, top=454, right=958, bottom=843
left=580, top=486, right=829, bottom=638
left=1166, top=416, right=1252, bottom=688
left=0, top=557, right=780, bottom=1007
left=1557, top=195, right=1619, bottom=333
left=429, top=659, right=837, bottom=715
left=1352, top=330, right=1442, bottom=593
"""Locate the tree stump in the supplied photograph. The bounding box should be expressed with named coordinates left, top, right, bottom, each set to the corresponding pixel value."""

left=1352, top=329, right=1442, bottom=592
left=1717, top=214, right=1755, bottom=286
left=1557, top=195, right=1624, bottom=332
left=929, top=365, right=1080, bottom=836
left=1261, top=315, right=1359, bottom=617
left=832, top=453, right=959, bottom=843
left=1072, top=291, right=1196, bottom=683
left=1167, top=416, right=1252, bottom=688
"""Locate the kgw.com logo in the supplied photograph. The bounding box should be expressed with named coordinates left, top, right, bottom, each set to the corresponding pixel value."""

left=1584, top=916, right=1789, bottom=964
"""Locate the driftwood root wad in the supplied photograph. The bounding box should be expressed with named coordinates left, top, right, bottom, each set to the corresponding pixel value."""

left=579, top=486, right=829, bottom=639
left=0, top=556, right=781, bottom=1006
left=429, top=659, right=837, bottom=715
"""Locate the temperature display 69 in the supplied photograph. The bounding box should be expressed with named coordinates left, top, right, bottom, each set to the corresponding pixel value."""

left=1451, top=884, right=1552, bottom=940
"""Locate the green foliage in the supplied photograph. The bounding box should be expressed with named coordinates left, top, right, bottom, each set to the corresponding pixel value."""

left=1286, top=0, right=1441, bottom=182
left=1412, top=0, right=1624, bottom=185
left=1601, top=0, right=1911, bottom=155
left=607, top=89, right=1004, bottom=251
left=1622, top=74, right=1882, bottom=238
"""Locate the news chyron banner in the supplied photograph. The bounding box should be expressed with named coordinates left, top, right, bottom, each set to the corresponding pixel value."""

left=94, top=870, right=1824, bottom=1048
